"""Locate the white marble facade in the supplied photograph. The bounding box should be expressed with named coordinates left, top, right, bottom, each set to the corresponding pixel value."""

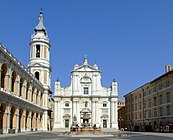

left=54, top=57, right=118, bottom=129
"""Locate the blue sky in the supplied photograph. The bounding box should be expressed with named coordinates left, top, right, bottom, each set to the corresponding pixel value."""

left=1, top=0, right=173, bottom=99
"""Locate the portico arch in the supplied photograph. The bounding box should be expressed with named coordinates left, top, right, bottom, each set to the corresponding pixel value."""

left=40, top=113, right=43, bottom=128
left=0, top=103, right=6, bottom=133
left=26, top=82, right=30, bottom=100
left=25, top=110, right=30, bottom=130
left=11, top=71, right=17, bottom=94
left=10, top=106, right=16, bottom=129
left=36, top=113, right=38, bottom=130
left=18, top=108, right=23, bottom=131
left=19, top=78, right=24, bottom=97
left=31, top=112, right=34, bottom=130
left=1, top=64, right=7, bottom=88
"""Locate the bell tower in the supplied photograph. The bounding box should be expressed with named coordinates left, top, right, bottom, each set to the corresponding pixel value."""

left=28, top=9, right=51, bottom=90
left=28, top=10, right=52, bottom=131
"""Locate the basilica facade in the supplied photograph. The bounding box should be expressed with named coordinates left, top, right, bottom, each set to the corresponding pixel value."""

left=0, top=10, right=52, bottom=134
left=54, top=57, right=118, bottom=129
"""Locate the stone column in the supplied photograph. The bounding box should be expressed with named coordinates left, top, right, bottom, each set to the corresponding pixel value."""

left=3, top=105, right=10, bottom=133
left=33, top=90, right=36, bottom=104
left=6, top=70, right=11, bottom=91
left=28, top=112, right=31, bottom=131
left=37, top=114, right=40, bottom=130
left=6, top=105, right=11, bottom=133
left=3, top=111, right=7, bottom=133
left=29, top=86, right=32, bottom=102
left=33, top=113, right=36, bottom=131
left=22, top=110, right=26, bottom=132
left=15, top=75, right=20, bottom=96
left=22, top=81, right=26, bottom=99
left=43, top=111, right=48, bottom=130
left=44, top=90, right=48, bottom=107
left=15, top=108, right=19, bottom=133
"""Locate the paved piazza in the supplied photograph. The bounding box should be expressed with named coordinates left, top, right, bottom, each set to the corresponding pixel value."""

left=0, top=131, right=173, bottom=140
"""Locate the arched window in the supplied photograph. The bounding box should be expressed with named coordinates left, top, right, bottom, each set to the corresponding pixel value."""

left=26, top=82, right=30, bottom=100
left=11, top=71, right=16, bottom=92
left=103, top=102, right=107, bottom=107
left=19, top=78, right=24, bottom=97
left=36, top=45, right=40, bottom=58
left=35, top=72, right=39, bottom=80
left=1, top=64, right=7, bottom=88
left=31, top=87, right=34, bottom=102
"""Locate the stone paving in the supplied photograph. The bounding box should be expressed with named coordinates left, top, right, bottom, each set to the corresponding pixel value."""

left=0, top=129, right=173, bottom=140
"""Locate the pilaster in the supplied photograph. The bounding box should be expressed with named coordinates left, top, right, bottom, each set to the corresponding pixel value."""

left=15, top=108, right=19, bottom=133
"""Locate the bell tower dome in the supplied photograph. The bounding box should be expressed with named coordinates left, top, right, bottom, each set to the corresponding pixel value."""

left=28, top=9, right=51, bottom=90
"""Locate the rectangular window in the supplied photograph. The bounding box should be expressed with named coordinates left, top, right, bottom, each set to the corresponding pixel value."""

left=36, top=45, right=40, bottom=58
left=135, top=96, right=137, bottom=100
left=153, top=86, right=156, bottom=93
left=84, top=87, right=89, bottom=95
left=148, top=99, right=151, bottom=108
left=144, top=91, right=146, bottom=97
left=154, top=97, right=157, bottom=106
left=154, top=109, right=157, bottom=117
left=144, top=111, right=146, bottom=118
left=166, top=81, right=170, bottom=88
left=166, top=93, right=170, bottom=103
left=159, top=95, right=163, bottom=105
left=148, top=111, right=151, bottom=118
left=144, top=102, right=146, bottom=109
left=132, top=105, right=134, bottom=111
left=159, top=83, right=162, bottom=90
left=135, top=103, right=137, bottom=111
left=167, top=106, right=170, bottom=116
left=159, top=108, right=163, bottom=116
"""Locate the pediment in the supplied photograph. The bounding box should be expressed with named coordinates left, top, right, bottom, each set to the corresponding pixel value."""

left=73, top=65, right=100, bottom=72
left=29, top=63, right=43, bottom=67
